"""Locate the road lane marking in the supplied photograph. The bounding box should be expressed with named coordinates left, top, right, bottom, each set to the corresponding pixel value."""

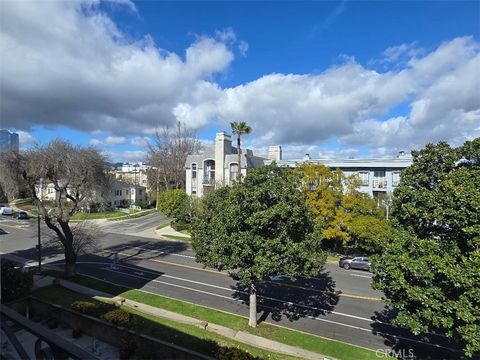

left=350, top=274, right=373, bottom=279
left=104, top=250, right=383, bottom=301
left=119, top=245, right=196, bottom=259
left=74, top=261, right=382, bottom=324
left=0, top=223, right=29, bottom=231
left=82, top=262, right=461, bottom=353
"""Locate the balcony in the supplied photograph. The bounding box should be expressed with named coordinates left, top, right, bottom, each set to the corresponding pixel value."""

left=373, top=179, right=387, bottom=189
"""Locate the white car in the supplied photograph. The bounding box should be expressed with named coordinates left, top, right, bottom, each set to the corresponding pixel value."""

left=0, top=207, right=13, bottom=215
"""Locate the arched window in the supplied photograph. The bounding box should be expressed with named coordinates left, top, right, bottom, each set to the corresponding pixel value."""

left=229, top=163, right=239, bottom=185
left=203, top=160, right=215, bottom=185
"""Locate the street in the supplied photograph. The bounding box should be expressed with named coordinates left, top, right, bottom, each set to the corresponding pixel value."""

left=0, top=213, right=466, bottom=359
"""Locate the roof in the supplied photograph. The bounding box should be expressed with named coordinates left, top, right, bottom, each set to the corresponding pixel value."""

left=265, top=157, right=413, bottom=169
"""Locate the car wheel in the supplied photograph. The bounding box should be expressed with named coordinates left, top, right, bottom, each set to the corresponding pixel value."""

left=343, top=263, right=351, bottom=270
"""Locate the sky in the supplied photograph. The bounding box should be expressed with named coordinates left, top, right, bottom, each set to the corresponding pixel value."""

left=0, top=0, right=479, bottom=162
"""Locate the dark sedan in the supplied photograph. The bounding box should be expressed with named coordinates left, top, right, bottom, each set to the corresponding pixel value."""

left=339, top=256, right=371, bottom=271
left=12, top=211, right=29, bottom=219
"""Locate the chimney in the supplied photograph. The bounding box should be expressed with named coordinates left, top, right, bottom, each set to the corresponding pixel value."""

left=398, top=150, right=405, bottom=157
left=303, top=153, right=311, bottom=161
left=215, top=132, right=232, bottom=184
left=268, top=145, right=282, bottom=161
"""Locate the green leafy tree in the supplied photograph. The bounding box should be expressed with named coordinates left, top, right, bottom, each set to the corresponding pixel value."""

left=372, top=139, right=480, bottom=357
left=230, top=121, right=252, bottom=178
left=297, top=163, right=388, bottom=252
left=157, top=189, right=190, bottom=220
left=192, top=164, right=326, bottom=327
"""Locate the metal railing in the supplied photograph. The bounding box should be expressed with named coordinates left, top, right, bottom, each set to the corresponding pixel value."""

left=373, top=179, right=387, bottom=189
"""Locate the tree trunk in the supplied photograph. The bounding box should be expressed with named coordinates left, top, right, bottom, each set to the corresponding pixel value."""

left=237, top=136, right=241, bottom=180
left=64, top=241, right=77, bottom=279
left=248, top=284, right=257, bottom=328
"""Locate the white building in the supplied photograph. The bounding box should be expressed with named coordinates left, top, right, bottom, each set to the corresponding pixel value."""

left=112, top=162, right=149, bottom=190
left=185, top=132, right=267, bottom=197
left=267, top=155, right=412, bottom=197
left=35, top=179, right=146, bottom=208
left=185, top=131, right=412, bottom=197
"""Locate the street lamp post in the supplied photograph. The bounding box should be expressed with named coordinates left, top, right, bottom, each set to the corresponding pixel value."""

left=36, top=178, right=44, bottom=273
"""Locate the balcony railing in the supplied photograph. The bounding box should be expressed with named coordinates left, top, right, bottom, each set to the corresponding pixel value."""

left=202, top=177, right=215, bottom=186
left=373, top=179, right=387, bottom=189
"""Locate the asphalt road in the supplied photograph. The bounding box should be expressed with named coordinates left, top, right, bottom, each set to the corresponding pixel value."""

left=0, top=213, right=468, bottom=359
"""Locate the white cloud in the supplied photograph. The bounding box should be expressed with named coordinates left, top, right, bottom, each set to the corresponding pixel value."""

left=105, top=136, right=126, bottom=145
left=131, top=136, right=150, bottom=147
left=17, top=130, right=37, bottom=145
left=105, top=150, right=146, bottom=163
left=0, top=0, right=235, bottom=135
left=1, top=0, right=478, bottom=157
left=89, top=138, right=103, bottom=146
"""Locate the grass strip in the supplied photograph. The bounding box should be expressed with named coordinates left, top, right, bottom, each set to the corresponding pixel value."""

left=155, top=222, right=171, bottom=230
left=31, top=286, right=299, bottom=360
left=106, top=209, right=157, bottom=221
left=44, top=270, right=379, bottom=360
left=71, top=211, right=125, bottom=220
left=161, top=234, right=192, bottom=242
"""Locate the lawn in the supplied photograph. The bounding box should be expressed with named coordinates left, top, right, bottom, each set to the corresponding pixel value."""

left=43, top=270, right=380, bottom=360
left=71, top=211, right=125, bottom=220
left=31, top=285, right=300, bottom=360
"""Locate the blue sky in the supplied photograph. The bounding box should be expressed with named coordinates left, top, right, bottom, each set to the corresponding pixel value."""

left=1, top=0, right=479, bottom=161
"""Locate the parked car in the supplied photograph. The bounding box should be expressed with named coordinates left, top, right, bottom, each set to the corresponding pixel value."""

left=13, top=211, right=29, bottom=219
left=339, top=256, right=371, bottom=271
left=0, top=207, right=13, bottom=215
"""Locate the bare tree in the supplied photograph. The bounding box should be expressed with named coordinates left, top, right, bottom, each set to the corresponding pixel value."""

left=147, top=122, right=201, bottom=193
left=43, top=221, right=101, bottom=257
left=0, top=140, right=109, bottom=277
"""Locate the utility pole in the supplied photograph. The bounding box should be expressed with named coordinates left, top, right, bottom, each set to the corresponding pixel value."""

left=36, top=178, right=43, bottom=274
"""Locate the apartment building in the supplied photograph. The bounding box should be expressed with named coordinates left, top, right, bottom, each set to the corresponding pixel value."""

left=185, top=131, right=412, bottom=197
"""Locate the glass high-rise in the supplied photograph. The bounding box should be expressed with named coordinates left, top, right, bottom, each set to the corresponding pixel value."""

left=0, top=129, right=19, bottom=152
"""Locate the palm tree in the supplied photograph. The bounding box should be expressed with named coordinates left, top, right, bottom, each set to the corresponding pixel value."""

left=230, top=121, right=252, bottom=180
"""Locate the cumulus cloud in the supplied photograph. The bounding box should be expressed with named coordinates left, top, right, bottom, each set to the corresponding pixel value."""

left=105, top=136, right=126, bottom=145
left=0, top=0, right=235, bottom=135
left=105, top=150, right=146, bottom=163
left=1, top=0, right=478, bottom=157
left=17, top=130, right=37, bottom=146
left=131, top=136, right=150, bottom=147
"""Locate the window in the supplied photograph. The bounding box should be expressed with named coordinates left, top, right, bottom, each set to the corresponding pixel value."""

left=192, top=190, right=197, bottom=197
left=192, top=163, right=197, bottom=179
left=126, top=189, right=129, bottom=195
left=115, top=190, right=122, bottom=196
left=358, top=172, right=369, bottom=186
left=392, top=171, right=400, bottom=187
left=139, top=189, right=143, bottom=195
left=203, top=160, right=215, bottom=185
left=374, top=170, right=386, bottom=188
left=229, top=163, right=239, bottom=184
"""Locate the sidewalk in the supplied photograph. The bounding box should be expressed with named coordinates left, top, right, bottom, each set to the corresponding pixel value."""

left=53, top=278, right=331, bottom=360
left=155, top=224, right=191, bottom=239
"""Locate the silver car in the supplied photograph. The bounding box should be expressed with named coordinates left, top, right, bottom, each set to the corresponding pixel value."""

left=339, top=256, right=371, bottom=271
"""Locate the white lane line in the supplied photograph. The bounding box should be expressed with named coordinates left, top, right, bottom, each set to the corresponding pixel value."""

left=103, top=265, right=461, bottom=353
left=75, top=261, right=379, bottom=324
left=118, top=245, right=196, bottom=259
left=350, top=274, right=372, bottom=279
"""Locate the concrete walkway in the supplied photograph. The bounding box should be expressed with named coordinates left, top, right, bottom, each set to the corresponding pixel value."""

left=53, top=278, right=332, bottom=360
left=155, top=224, right=191, bottom=240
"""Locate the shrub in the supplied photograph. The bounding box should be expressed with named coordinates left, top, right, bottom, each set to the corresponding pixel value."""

left=134, top=200, right=149, bottom=209
left=71, top=301, right=98, bottom=315
left=157, top=189, right=189, bottom=220
left=102, top=308, right=133, bottom=328
left=216, top=346, right=262, bottom=360
left=72, top=328, right=82, bottom=338
left=1, top=261, right=33, bottom=303
left=170, top=220, right=190, bottom=232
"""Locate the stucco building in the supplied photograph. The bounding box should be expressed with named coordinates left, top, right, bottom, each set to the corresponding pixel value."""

left=185, top=131, right=412, bottom=197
